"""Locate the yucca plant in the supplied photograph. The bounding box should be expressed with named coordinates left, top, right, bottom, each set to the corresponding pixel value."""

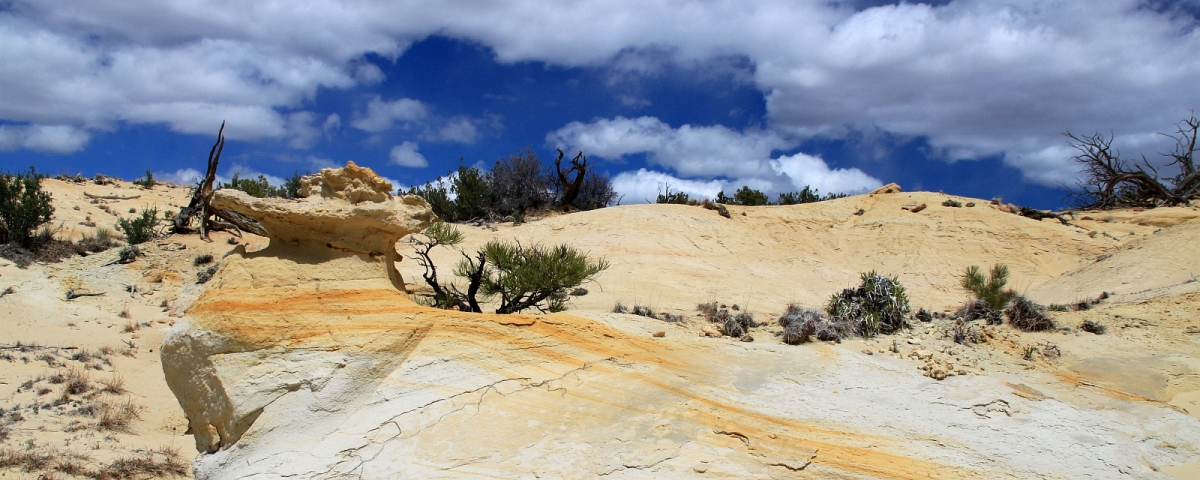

left=827, top=271, right=910, bottom=338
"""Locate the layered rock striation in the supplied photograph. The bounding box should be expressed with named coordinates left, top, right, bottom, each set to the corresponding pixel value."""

left=162, top=164, right=1200, bottom=479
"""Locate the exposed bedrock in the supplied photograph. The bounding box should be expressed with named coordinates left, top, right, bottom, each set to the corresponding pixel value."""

left=161, top=163, right=1200, bottom=479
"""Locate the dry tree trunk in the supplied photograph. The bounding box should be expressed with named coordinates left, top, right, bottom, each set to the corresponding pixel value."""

left=1067, top=114, right=1200, bottom=209
left=554, top=148, right=588, bottom=211
left=172, top=121, right=267, bottom=241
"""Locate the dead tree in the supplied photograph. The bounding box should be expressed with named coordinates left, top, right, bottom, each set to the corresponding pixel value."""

left=554, top=148, right=588, bottom=211
left=1066, top=114, right=1200, bottom=209
left=172, top=122, right=267, bottom=241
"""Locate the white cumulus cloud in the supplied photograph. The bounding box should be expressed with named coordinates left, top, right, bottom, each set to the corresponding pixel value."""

left=352, top=96, right=428, bottom=132
left=389, top=141, right=428, bottom=168
left=549, top=116, right=882, bottom=200
left=0, top=124, right=90, bottom=154
left=2, top=0, right=1198, bottom=189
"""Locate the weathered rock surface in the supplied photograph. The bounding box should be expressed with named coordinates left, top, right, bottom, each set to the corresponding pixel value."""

left=161, top=165, right=1200, bottom=478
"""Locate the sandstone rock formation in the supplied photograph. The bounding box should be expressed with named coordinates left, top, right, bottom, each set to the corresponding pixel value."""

left=870, top=182, right=902, bottom=194
left=160, top=166, right=1200, bottom=478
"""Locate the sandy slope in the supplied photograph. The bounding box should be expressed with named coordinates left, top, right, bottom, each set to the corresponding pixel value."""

left=3, top=176, right=1200, bottom=478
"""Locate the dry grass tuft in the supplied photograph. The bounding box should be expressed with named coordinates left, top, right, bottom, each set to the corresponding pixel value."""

left=1005, top=295, right=1055, bottom=332
left=98, top=374, right=126, bottom=395
left=95, top=447, right=188, bottom=479
left=96, top=398, right=142, bottom=432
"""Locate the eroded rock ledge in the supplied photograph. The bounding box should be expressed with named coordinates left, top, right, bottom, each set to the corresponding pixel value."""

left=160, top=163, right=1199, bottom=479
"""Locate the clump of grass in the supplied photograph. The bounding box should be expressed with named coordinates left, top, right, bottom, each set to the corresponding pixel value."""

left=701, top=199, right=731, bottom=218
left=95, top=398, right=142, bottom=432
left=1080, top=319, right=1106, bottom=335
left=0, top=446, right=54, bottom=472
left=76, top=227, right=121, bottom=255
left=115, top=245, right=141, bottom=264
left=98, top=374, right=125, bottom=395
left=697, top=302, right=732, bottom=323
left=611, top=301, right=628, bottom=314
left=1005, top=295, right=1055, bottom=332
left=721, top=312, right=756, bottom=337
left=121, top=320, right=139, bottom=333
left=956, top=299, right=1002, bottom=325
left=698, top=302, right=756, bottom=337
left=942, top=199, right=963, bottom=207
left=196, top=263, right=219, bottom=284
left=96, top=447, right=188, bottom=479
left=827, top=271, right=910, bottom=338
left=631, top=305, right=655, bottom=318
left=193, top=254, right=214, bottom=266
left=945, top=318, right=985, bottom=344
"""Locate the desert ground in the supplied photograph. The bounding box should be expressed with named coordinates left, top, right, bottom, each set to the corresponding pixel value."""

left=2, top=171, right=1200, bottom=478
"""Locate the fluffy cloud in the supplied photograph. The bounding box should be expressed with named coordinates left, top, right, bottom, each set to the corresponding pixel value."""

left=0, top=124, right=90, bottom=153
left=351, top=96, right=428, bottom=132
left=610, top=169, right=724, bottom=204
left=548, top=116, right=881, bottom=199
left=389, top=141, right=428, bottom=168
left=4, top=0, right=1200, bottom=187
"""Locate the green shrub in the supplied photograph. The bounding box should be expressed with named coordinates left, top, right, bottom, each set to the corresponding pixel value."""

left=283, top=172, right=307, bottom=199
left=777, top=186, right=847, bottom=205
left=480, top=241, right=608, bottom=314
left=132, top=170, right=156, bottom=188
left=0, top=167, right=54, bottom=249
left=452, top=165, right=492, bottom=221
left=733, top=186, right=768, bottom=206
left=408, top=181, right=457, bottom=222
left=220, top=173, right=284, bottom=198
left=117, top=206, right=160, bottom=245
left=571, top=170, right=616, bottom=210
left=827, top=271, right=910, bottom=338
left=961, top=264, right=1011, bottom=311
left=656, top=185, right=690, bottom=204
left=490, top=147, right=552, bottom=215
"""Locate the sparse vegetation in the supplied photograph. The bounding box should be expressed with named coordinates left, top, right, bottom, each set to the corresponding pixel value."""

left=631, top=304, right=655, bottom=318
left=0, top=167, right=55, bottom=250
left=197, top=263, right=219, bottom=284
left=132, top=170, right=157, bottom=188
left=95, top=398, right=142, bottom=432
left=76, top=227, right=121, bottom=255
left=491, top=147, right=553, bottom=215
left=656, top=185, right=690, bottom=204
left=220, top=173, right=286, bottom=198
left=480, top=240, right=609, bottom=314
left=778, top=304, right=847, bottom=344
left=942, top=199, right=963, bottom=207
left=194, top=253, right=214, bottom=265
left=407, top=221, right=607, bottom=313
left=961, top=264, right=1010, bottom=311
left=1080, top=319, right=1106, bottom=335
left=946, top=318, right=985, bottom=344
left=114, top=245, right=141, bottom=264
left=1005, top=295, right=1055, bottom=332
left=777, top=186, right=848, bottom=205
left=116, top=206, right=160, bottom=244
left=827, top=271, right=910, bottom=338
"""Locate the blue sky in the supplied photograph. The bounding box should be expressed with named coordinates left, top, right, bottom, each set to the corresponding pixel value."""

left=2, top=1, right=1200, bottom=209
